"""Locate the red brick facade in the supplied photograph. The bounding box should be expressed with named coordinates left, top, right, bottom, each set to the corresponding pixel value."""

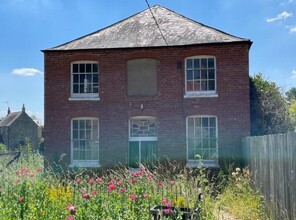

left=44, top=43, right=250, bottom=168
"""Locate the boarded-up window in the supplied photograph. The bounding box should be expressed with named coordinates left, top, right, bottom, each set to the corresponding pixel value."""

left=127, top=59, right=157, bottom=96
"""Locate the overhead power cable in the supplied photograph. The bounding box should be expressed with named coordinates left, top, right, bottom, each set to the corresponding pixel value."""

left=145, top=0, right=169, bottom=46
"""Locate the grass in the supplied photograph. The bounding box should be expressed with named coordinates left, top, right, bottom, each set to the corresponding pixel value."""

left=0, top=149, right=270, bottom=220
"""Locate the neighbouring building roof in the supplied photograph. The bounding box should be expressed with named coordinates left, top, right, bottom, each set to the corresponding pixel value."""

left=0, top=112, right=22, bottom=127
left=45, top=5, right=251, bottom=51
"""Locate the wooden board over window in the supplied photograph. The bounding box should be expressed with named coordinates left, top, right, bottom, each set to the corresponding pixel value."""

left=127, top=58, right=157, bottom=96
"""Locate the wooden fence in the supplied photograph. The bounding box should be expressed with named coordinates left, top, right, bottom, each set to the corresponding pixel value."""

left=243, top=133, right=296, bottom=220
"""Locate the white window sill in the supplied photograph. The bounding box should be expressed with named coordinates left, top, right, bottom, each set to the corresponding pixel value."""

left=186, top=160, right=219, bottom=168
left=69, top=97, right=100, bottom=101
left=69, top=161, right=100, bottom=168
left=184, top=92, right=218, bottom=98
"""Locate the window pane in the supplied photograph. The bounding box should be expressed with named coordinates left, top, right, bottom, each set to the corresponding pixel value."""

left=208, top=69, right=215, bottom=79
left=86, top=74, right=92, bottom=83
left=195, top=127, right=201, bottom=138
left=93, top=74, right=98, bottom=83
left=194, top=59, right=200, bottom=68
left=79, top=64, right=85, bottom=73
left=193, top=81, right=200, bottom=91
left=201, top=69, right=207, bottom=79
left=93, top=64, right=98, bottom=73
left=80, top=130, right=85, bottom=139
left=188, top=118, right=194, bottom=128
left=195, top=117, right=201, bottom=127
left=209, top=117, right=216, bottom=127
left=210, top=128, right=216, bottom=138
left=201, top=59, right=207, bottom=68
left=86, top=64, right=91, bottom=73
left=201, top=81, right=207, bottom=90
left=187, top=81, right=193, bottom=91
left=73, top=120, right=78, bottom=129
left=73, top=130, right=78, bottom=139
left=208, top=58, right=215, bottom=68
left=73, top=64, right=78, bottom=73
left=202, top=118, right=208, bottom=127
left=79, top=120, right=85, bottom=129
left=209, top=80, right=215, bottom=90
left=186, top=59, right=193, bottom=69
left=187, top=70, right=193, bottom=80
left=73, top=74, right=79, bottom=83
left=193, top=70, right=200, bottom=80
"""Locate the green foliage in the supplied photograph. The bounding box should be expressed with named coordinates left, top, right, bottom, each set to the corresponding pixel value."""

left=286, top=87, right=296, bottom=102
left=250, top=73, right=293, bottom=135
left=0, top=152, right=269, bottom=219
left=216, top=168, right=270, bottom=220
left=0, top=143, right=7, bottom=153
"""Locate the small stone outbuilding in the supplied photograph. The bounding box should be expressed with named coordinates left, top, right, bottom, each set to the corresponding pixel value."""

left=0, top=105, right=39, bottom=151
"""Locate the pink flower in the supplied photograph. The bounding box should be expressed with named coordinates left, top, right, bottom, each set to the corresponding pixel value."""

left=141, top=166, right=146, bottom=171
left=165, top=201, right=172, bottom=208
left=168, top=180, right=175, bottom=185
left=29, top=173, right=34, bottom=178
left=143, top=194, right=149, bottom=198
left=18, top=197, right=24, bottom=202
left=108, top=183, right=116, bottom=192
left=117, top=180, right=123, bottom=185
left=119, top=187, right=127, bottom=193
left=15, top=171, right=19, bottom=176
left=96, top=177, right=102, bottom=183
left=88, top=178, right=95, bottom=185
left=162, top=198, right=167, bottom=204
left=91, top=190, right=97, bottom=195
left=76, top=178, right=82, bottom=184
left=164, top=208, right=171, bottom=214
left=67, top=216, right=75, bottom=220
left=15, top=178, right=20, bottom=184
left=66, top=204, right=76, bottom=215
left=129, top=194, right=138, bottom=200
left=130, top=178, right=137, bottom=184
left=158, top=182, right=164, bottom=187
left=21, top=168, right=29, bottom=173
left=82, top=194, right=91, bottom=200
left=36, top=167, right=42, bottom=172
left=108, top=179, right=115, bottom=185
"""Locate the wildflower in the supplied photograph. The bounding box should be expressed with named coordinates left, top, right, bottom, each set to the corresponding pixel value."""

left=162, top=198, right=167, bottom=204
left=140, top=166, right=146, bottom=171
left=67, top=216, right=75, bottom=220
left=119, top=187, right=127, bottom=193
left=109, top=179, right=115, bottom=185
left=30, top=172, right=34, bottom=177
left=18, top=197, right=24, bottom=202
left=15, top=178, right=20, bottom=184
left=108, top=183, right=116, bottom=192
left=158, top=181, right=164, bottom=187
left=143, top=194, right=149, bottom=198
left=21, top=168, right=30, bottom=173
left=36, top=167, right=42, bottom=172
left=117, top=180, right=123, bottom=185
left=164, top=208, right=171, bottom=214
left=16, top=171, right=19, bottom=175
left=76, top=178, right=82, bottom=184
left=96, top=177, right=102, bottom=183
left=67, top=204, right=77, bottom=215
left=82, top=194, right=91, bottom=200
left=91, top=190, right=97, bottom=195
left=129, top=194, right=138, bottom=200
left=165, top=201, right=172, bottom=208
left=136, top=170, right=143, bottom=176
left=88, top=178, right=95, bottom=185
left=130, top=178, right=137, bottom=184
left=235, top=167, right=241, bottom=173
left=168, top=180, right=175, bottom=185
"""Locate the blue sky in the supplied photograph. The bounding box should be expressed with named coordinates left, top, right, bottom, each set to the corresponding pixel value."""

left=0, top=0, right=296, bottom=124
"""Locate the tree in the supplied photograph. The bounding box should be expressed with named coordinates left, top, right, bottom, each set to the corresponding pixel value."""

left=250, top=73, right=293, bottom=135
left=286, top=87, right=296, bottom=102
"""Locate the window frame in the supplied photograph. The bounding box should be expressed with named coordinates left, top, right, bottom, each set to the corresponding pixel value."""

left=69, top=61, right=100, bottom=101
left=70, top=117, right=100, bottom=168
left=186, top=115, right=219, bottom=168
left=184, top=56, right=218, bottom=98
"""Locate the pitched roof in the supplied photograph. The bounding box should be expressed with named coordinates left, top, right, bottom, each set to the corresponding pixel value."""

left=45, top=5, right=251, bottom=51
left=0, top=112, right=22, bottom=127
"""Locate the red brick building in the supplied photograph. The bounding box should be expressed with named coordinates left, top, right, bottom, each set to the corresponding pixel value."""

left=43, top=5, right=251, bottom=168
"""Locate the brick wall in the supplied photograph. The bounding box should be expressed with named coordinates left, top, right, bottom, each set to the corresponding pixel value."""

left=44, top=43, right=250, bottom=168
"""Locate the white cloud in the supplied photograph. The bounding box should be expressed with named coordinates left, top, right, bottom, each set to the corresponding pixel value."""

left=266, top=11, right=293, bottom=23
left=289, top=26, right=296, bottom=32
left=292, top=70, right=296, bottom=79
left=12, top=68, right=43, bottom=76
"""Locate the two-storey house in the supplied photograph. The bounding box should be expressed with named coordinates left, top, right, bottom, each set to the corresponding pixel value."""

left=43, top=5, right=252, bottom=168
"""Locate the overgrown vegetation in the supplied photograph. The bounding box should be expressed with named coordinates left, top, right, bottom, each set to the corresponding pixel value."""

left=0, top=149, right=269, bottom=219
